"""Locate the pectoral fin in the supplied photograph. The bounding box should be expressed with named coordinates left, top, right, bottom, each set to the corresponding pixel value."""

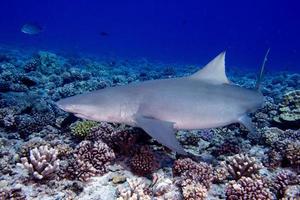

left=135, top=116, right=187, bottom=155
left=239, top=114, right=256, bottom=136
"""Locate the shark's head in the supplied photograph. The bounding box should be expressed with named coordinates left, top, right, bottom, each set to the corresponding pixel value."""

left=56, top=93, right=99, bottom=120
left=56, top=91, right=119, bottom=122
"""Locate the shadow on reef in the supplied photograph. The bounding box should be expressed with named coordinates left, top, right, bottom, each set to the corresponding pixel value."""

left=0, top=49, right=299, bottom=199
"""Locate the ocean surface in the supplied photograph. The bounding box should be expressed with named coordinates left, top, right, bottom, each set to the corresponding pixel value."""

left=0, top=1, right=299, bottom=200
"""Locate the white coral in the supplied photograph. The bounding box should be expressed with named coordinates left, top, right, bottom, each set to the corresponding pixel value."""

left=117, top=178, right=151, bottom=200
left=19, top=145, right=60, bottom=180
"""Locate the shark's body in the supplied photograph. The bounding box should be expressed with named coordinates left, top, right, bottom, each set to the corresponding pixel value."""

left=57, top=53, right=264, bottom=154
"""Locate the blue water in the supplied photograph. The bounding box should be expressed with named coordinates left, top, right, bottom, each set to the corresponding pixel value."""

left=0, top=0, right=299, bottom=71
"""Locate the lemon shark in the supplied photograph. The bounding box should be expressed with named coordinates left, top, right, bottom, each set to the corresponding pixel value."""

left=56, top=52, right=265, bottom=155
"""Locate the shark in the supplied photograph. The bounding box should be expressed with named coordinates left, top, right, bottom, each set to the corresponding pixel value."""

left=56, top=52, right=266, bottom=155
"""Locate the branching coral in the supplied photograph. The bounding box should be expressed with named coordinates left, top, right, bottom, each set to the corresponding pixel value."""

left=117, top=175, right=181, bottom=200
left=271, top=170, right=299, bottom=199
left=221, top=154, right=262, bottom=180
left=173, top=158, right=214, bottom=189
left=226, top=177, right=273, bottom=200
left=152, top=175, right=181, bottom=200
left=63, top=158, right=97, bottom=182
left=117, top=178, right=151, bottom=200
left=181, top=179, right=208, bottom=200
left=75, top=140, right=115, bottom=175
left=129, top=146, right=159, bottom=176
left=62, top=140, right=115, bottom=181
left=284, top=141, right=300, bottom=169
left=213, top=167, right=230, bottom=183
left=71, top=120, right=98, bottom=138
left=19, top=145, right=60, bottom=180
left=212, top=141, right=240, bottom=157
left=88, top=124, right=139, bottom=154
left=263, top=149, right=282, bottom=169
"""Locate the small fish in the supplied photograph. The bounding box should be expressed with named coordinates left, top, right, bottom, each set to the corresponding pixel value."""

left=100, top=31, right=109, bottom=36
left=21, top=23, right=42, bottom=35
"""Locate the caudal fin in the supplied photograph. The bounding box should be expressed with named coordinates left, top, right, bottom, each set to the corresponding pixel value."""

left=255, top=48, right=270, bottom=90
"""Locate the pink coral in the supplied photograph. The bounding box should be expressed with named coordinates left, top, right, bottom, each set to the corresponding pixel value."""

left=173, top=158, right=213, bottom=189
left=226, top=177, right=273, bottom=200
left=75, top=140, right=115, bottom=175
left=129, top=146, right=159, bottom=176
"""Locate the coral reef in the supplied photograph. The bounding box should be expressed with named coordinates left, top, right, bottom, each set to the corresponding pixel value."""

left=271, top=170, right=299, bottom=198
left=284, top=141, right=300, bottom=169
left=225, top=177, right=273, bottom=200
left=181, top=179, right=208, bottom=200
left=88, top=124, right=140, bottom=154
left=0, top=47, right=299, bottom=199
left=0, top=188, right=26, bottom=200
left=221, top=153, right=263, bottom=180
left=129, top=146, right=159, bottom=176
left=173, top=158, right=214, bottom=189
left=71, top=120, right=98, bottom=138
left=74, top=140, right=115, bottom=175
left=116, top=177, right=151, bottom=200
left=63, top=158, right=98, bottom=182
left=273, top=90, right=300, bottom=129
left=18, top=145, right=60, bottom=180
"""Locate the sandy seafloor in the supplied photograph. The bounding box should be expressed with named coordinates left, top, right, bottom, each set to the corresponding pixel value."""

left=0, top=47, right=299, bottom=200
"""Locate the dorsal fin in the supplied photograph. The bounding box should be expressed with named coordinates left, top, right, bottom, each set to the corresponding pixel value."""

left=190, top=52, right=229, bottom=84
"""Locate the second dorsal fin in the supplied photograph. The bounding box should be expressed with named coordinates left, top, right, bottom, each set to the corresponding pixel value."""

left=190, top=52, right=229, bottom=84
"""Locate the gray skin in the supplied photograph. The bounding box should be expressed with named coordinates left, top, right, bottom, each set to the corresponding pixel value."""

left=56, top=52, right=264, bottom=154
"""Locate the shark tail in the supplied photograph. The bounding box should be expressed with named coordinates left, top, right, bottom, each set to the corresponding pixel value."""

left=255, top=48, right=270, bottom=90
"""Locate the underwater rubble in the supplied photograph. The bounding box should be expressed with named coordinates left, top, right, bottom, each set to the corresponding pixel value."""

left=0, top=48, right=299, bottom=200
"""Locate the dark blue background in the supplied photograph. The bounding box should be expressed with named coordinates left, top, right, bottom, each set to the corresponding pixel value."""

left=0, top=0, right=299, bottom=71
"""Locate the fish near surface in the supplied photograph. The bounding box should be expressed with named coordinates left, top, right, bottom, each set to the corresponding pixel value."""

left=56, top=52, right=264, bottom=155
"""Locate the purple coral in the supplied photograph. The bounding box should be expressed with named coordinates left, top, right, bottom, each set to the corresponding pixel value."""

left=74, top=140, right=115, bottom=175
left=88, top=124, right=138, bottom=154
left=221, top=154, right=262, bottom=180
left=129, top=146, right=159, bottom=176
left=173, top=158, right=214, bottom=189
left=63, top=158, right=97, bottom=182
left=226, top=177, right=273, bottom=200
left=284, top=141, right=300, bottom=169
left=271, top=170, right=299, bottom=198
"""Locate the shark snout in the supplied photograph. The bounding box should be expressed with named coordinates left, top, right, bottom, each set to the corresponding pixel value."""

left=55, top=100, right=75, bottom=113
